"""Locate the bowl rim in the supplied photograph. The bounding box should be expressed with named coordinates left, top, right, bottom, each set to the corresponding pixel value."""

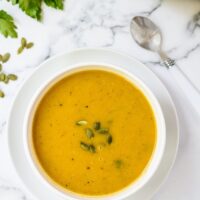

left=23, top=63, right=166, bottom=200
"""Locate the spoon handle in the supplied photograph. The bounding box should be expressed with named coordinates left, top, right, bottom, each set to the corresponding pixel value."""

left=158, top=51, right=175, bottom=68
left=170, top=64, right=200, bottom=114
left=158, top=50, right=200, bottom=114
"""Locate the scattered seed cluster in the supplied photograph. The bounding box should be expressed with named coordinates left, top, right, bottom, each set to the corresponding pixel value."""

left=76, top=120, right=113, bottom=153
left=17, top=37, right=34, bottom=54
left=76, top=120, right=123, bottom=169
left=0, top=37, right=34, bottom=98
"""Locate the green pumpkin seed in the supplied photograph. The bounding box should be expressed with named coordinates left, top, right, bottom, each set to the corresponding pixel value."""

left=80, top=142, right=96, bottom=153
left=17, top=46, right=24, bottom=54
left=0, top=55, right=2, bottom=62
left=93, top=122, right=101, bottom=130
left=21, top=37, right=27, bottom=47
left=0, top=73, right=6, bottom=81
left=114, top=160, right=123, bottom=169
left=0, top=90, right=4, bottom=98
left=4, top=76, right=9, bottom=84
left=7, top=74, right=18, bottom=81
left=89, top=144, right=96, bottom=153
left=107, top=134, right=113, bottom=144
left=98, top=128, right=109, bottom=134
left=76, top=120, right=88, bottom=126
left=0, top=64, right=2, bottom=71
left=86, top=128, right=94, bottom=139
left=26, top=42, right=34, bottom=49
left=2, top=53, right=10, bottom=63
left=80, top=142, right=90, bottom=151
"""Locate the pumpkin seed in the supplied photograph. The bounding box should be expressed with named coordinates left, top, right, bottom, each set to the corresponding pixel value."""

left=98, top=128, right=109, bottom=134
left=107, top=134, right=113, bottom=144
left=4, top=76, right=9, bottom=84
left=21, top=37, right=27, bottom=47
left=26, top=42, right=34, bottom=49
left=7, top=74, right=18, bottom=81
left=114, top=160, right=123, bottom=169
left=2, top=53, right=10, bottom=63
left=80, top=142, right=90, bottom=151
left=76, top=120, right=88, bottom=126
left=0, top=90, right=4, bottom=98
left=0, top=55, right=2, bottom=62
left=17, top=46, right=24, bottom=54
left=0, top=64, right=2, bottom=71
left=0, top=73, right=6, bottom=81
left=80, top=142, right=96, bottom=153
left=89, top=144, right=96, bottom=153
left=93, top=122, right=101, bottom=130
left=86, top=128, right=94, bottom=139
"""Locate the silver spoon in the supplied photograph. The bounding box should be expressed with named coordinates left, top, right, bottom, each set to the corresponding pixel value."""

left=130, top=16, right=200, bottom=114
left=130, top=16, right=175, bottom=68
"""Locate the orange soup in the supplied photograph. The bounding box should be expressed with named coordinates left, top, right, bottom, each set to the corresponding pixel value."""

left=32, top=69, right=156, bottom=195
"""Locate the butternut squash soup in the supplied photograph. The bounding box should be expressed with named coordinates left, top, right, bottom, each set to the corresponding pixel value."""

left=32, top=69, right=156, bottom=196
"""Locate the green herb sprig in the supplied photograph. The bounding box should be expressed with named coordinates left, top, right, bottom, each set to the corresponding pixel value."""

left=8, top=0, right=64, bottom=20
left=0, top=10, right=18, bottom=38
left=0, top=0, right=64, bottom=38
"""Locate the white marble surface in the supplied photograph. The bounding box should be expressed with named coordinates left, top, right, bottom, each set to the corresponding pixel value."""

left=0, top=0, right=200, bottom=199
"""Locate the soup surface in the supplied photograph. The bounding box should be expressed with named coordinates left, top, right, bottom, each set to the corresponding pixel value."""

left=32, top=69, right=156, bottom=196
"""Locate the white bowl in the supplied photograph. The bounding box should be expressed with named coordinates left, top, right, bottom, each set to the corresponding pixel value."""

left=24, top=64, right=166, bottom=200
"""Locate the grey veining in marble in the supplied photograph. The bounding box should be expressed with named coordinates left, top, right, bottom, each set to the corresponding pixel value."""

left=0, top=0, right=200, bottom=199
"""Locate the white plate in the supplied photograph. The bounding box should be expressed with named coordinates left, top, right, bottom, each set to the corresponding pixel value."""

left=7, top=48, right=179, bottom=200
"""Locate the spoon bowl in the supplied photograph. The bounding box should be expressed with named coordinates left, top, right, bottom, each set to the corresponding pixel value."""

left=130, top=16, right=162, bottom=52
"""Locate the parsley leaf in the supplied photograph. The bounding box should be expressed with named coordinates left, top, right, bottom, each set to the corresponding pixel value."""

left=18, top=0, right=42, bottom=20
left=10, top=0, right=19, bottom=5
left=44, top=0, right=64, bottom=10
left=8, top=0, right=64, bottom=20
left=0, top=10, right=18, bottom=38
